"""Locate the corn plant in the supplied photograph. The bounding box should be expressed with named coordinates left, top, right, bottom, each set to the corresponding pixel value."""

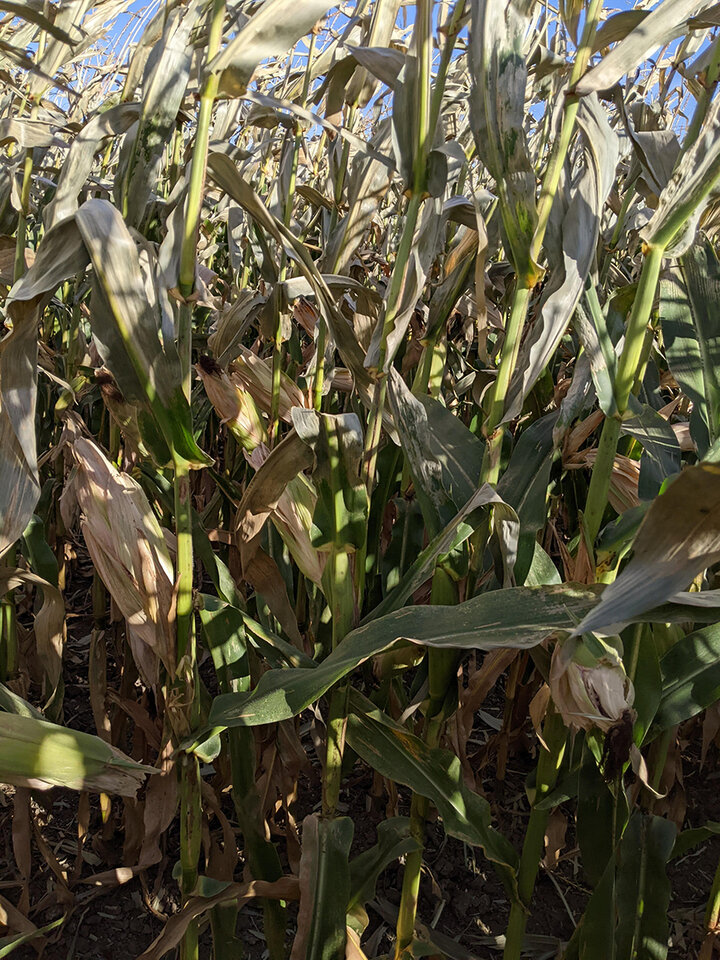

left=2, top=1, right=720, bottom=959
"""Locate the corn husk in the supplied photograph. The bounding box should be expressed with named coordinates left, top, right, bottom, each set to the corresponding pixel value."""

left=245, top=444, right=325, bottom=586
left=196, top=355, right=267, bottom=450
left=64, top=437, right=175, bottom=685
left=550, top=637, right=635, bottom=733
left=231, top=345, right=309, bottom=422
left=0, top=712, right=154, bottom=796
left=94, top=367, right=149, bottom=458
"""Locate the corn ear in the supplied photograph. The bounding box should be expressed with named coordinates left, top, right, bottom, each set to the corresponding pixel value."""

left=231, top=346, right=308, bottom=422
left=244, top=444, right=325, bottom=586
left=64, top=437, right=175, bottom=684
left=550, top=636, right=635, bottom=733
left=196, top=356, right=267, bottom=450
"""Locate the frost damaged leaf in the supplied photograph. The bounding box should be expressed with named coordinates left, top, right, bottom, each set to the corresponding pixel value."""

left=470, top=0, right=539, bottom=281
left=639, top=95, right=720, bottom=256
left=207, top=0, right=335, bottom=98
left=118, top=2, right=200, bottom=226
left=235, top=431, right=314, bottom=546
left=75, top=198, right=210, bottom=467
left=575, top=0, right=718, bottom=96
left=574, top=463, right=720, bottom=636
left=206, top=153, right=375, bottom=404
left=45, top=102, right=141, bottom=230
left=503, top=96, right=619, bottom=421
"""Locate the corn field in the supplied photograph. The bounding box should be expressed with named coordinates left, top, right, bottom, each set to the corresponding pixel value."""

left=2, top=0, right=720, bottom=957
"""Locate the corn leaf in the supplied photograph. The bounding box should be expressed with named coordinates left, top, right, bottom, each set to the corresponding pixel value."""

left=291, top=814, right=353, bottom=960
left=653, top=622, right=720, bottom=733
left=207, top=0, right=336, bottom=98
left=660, top=239, right=720, bottom=455
left=345, top=689, right=519, bottom=898
left=75, top=198, right=210, bottom=467
left=0, top=712, right=154, bottom=796
left=575, top=0, right=718, bottom=96
left=639, top=95, right=720, bottom=255
left=574, top=463, right=720, bottom=636
left=469, top=0, right=538, bottom=280
left=503, top=96, right=618, bottom=419
left=45, top=102, right=141, bottom=230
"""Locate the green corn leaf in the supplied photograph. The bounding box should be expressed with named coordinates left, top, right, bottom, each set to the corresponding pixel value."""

left=0, top=712, right=154, bottom=796
left=292, top=814, right=353, bottom=960
left=652, top=622, right=720, bottom=734
left=621, top=398, right=681, bottom=500
left=345, top=689, right=519, bottom=898
left=347, top=818, right=419, bottom=935
left=566, top=812, right=675, bottom=960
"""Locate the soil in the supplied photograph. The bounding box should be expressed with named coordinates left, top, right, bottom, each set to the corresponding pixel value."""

left=2, top=564, right=720, bottom=960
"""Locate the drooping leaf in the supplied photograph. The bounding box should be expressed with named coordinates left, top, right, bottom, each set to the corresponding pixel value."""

left=75, top=198, right=210, bottom=467
left=347, top=818, right=419, bottom=934
left=574, top=463, right=720, bottom=636
left=503, top=95, right=619, bottom=419
left=0, top=712, right=154, bottom=796
left=575, top=0, right=719, bottom=96
left=345, top=690, right=519, bottom=897
left=137, top=878, right=300, bottom=960
left=201, top=578, right=715, bottom=739
left=206, top=153, right=376, bottom=408
left=207, top=0, right=335, bottom=98
left=45, top=102, right=141, bottom=230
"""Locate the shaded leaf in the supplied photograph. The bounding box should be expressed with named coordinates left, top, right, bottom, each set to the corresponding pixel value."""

left=291, top=815, right=353, bottom=960
left=345, top=689, right=519, bottom=897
